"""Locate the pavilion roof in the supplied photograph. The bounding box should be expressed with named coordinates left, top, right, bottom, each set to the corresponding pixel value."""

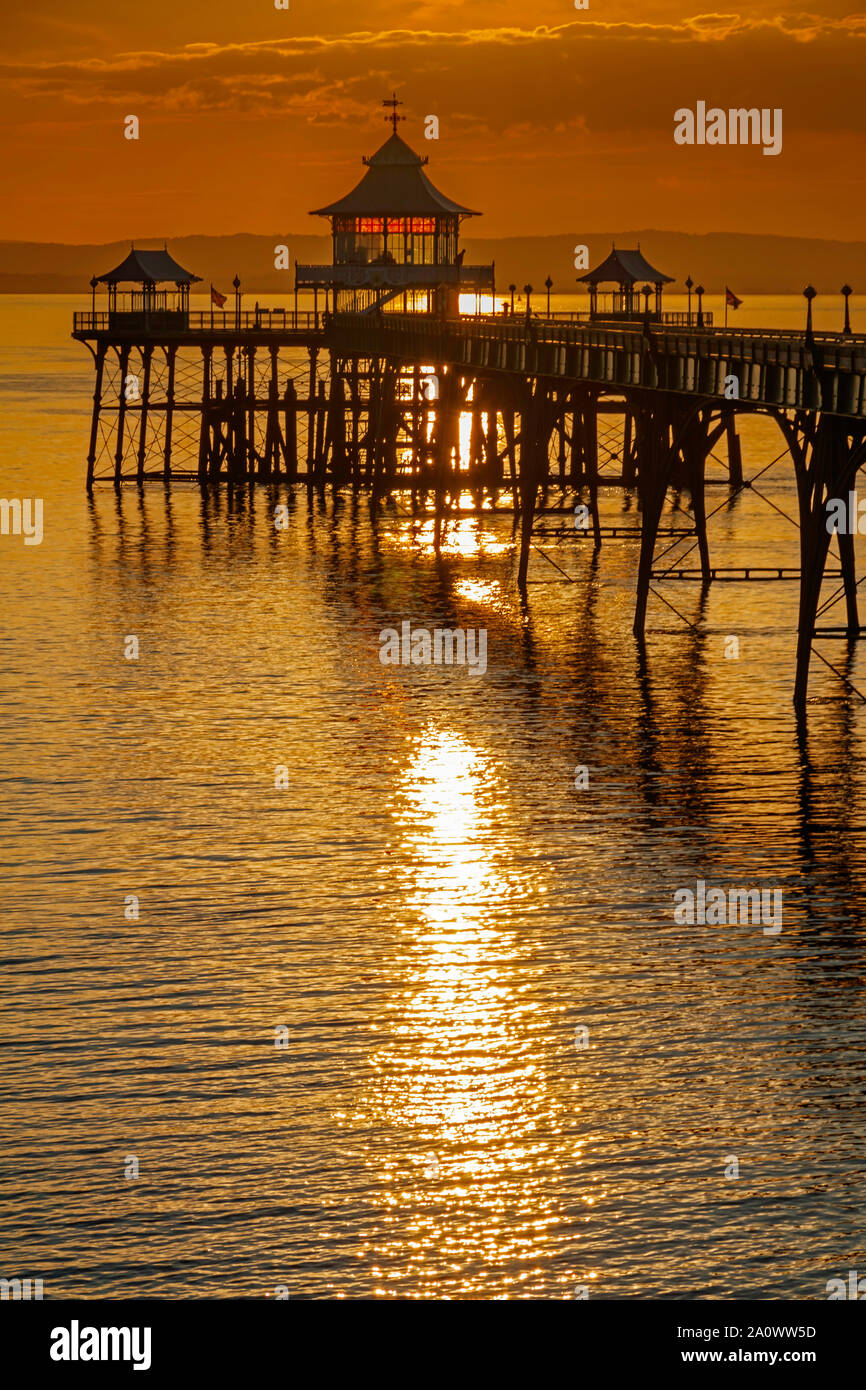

left=578, top=247, right=674, bottom=286
left=311, top=132, right=479, bottom=218
left=96, top=248, right=202, bottom=285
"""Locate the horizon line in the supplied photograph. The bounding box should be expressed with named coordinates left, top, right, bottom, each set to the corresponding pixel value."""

left=4, top=228, right=866, bottom=250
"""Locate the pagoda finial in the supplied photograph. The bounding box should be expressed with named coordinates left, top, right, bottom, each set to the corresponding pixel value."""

left=382, top=92, right=404, bottom=134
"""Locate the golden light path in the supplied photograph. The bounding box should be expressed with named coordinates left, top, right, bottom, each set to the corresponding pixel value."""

left=361, top=724, right=588, bottom=1297
left=396, top=516, right=512, bottom=559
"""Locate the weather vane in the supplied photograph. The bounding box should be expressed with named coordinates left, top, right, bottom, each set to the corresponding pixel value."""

left=382, top=92, right=405, bottom=134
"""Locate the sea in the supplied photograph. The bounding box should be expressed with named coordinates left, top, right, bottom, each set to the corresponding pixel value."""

left=0, top=293, right=864, bottom=1299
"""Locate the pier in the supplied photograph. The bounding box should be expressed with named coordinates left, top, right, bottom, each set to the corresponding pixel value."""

left=72, top=103, right=866, bottom=714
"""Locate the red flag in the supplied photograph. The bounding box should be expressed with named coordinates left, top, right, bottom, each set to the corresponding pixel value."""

left=725, top=287, right=743, bottom=309
left=211, top=285, right=227, bottom=307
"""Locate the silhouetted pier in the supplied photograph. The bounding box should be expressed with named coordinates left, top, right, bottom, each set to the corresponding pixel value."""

left=72, top=104, right=866, bottom=714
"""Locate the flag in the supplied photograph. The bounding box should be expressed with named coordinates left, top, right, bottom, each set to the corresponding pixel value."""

left=725, top=287, right=742, bottom=310
left=210, top=285, right=227, bottom=307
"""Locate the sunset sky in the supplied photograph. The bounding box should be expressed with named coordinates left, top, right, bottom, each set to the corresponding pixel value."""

left=2, top=2, right=864, bottom=243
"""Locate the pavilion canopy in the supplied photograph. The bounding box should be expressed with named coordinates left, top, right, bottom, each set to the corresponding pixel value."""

left=96, top=248, right=201, bottom=285
left=311, top=132, right=478, bottom=218
left=579, top=247, right=674, bottom=286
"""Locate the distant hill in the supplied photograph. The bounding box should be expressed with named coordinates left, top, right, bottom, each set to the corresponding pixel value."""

left=1, top=230, right=864, bottom=296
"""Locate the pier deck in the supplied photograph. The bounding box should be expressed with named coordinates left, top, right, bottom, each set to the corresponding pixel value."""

left=72, top=305, right=866, bottom=712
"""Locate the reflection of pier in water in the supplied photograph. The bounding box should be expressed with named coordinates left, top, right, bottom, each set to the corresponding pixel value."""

left=86, top=482, right=866, bottom=934
left=72, top=106, right=866, bottom=713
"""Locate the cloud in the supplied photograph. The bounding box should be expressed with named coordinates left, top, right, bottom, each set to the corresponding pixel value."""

left=3, top=17, right=862, bottom=138
left=3, top=12, right=866, bottom=242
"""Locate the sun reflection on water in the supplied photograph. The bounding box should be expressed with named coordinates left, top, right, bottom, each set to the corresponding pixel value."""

left=452, top=578, right=504, bottom=607
left=394, top=516, right=512, bottom=558
left=361, top=726, right=579, bottom=1296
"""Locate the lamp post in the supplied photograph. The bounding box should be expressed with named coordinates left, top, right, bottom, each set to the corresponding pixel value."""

left=642, top=283, right=653, bottom=329
left=508, top=283, right=516, bottom=316
left=90, top=275, right=98, bottom=322
left=545, top=275, right=553, bottom=318
left=803, top=284, right=816, bottom=345
left=233, top=274, right=241, bottom=330
left=841, top=283, right=853, bottom=335
left=696, top=284, right=705, bottom=329
left=524, top=284, right=533, bottom=320
left=685, top=274, right=693, bottom=324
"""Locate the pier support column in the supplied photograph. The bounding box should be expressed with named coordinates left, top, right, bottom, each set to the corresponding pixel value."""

left=583, top=391, right=602, bottom=549
left=313, top=380, right=328, bottom=485
left=622, top=406, right=636, bottom=487
left=777, top=411, right=866, bottom=711
left=198, top=348, right=212, bottom=485
left=246, top=346, right=257, bottom=477
left=282, top=378, right=298, bottom=481
left=725, top=407, right=744, bottom=487
left=230, top=378, right=247, bottom=483
left=470, top=383, right=485, bottom=485
left=516, top=380, right=556, bottom=588
left=503, top=396, right=519, bottom=514
left=307, top=347, right=319, bottom=476
left=795, top=512, right=834, bottom=714
left=410, top=363, right=422, bottom=483
left=838, top=527, right=860, bottom=635
left=364, top=358, right=381, bottom=488
left=691, top=452, right=711, bottom=584
left=632, top=400, right=680, bottom=637
left=86, top=343, right=106, bottom=491
left=556, top=391, right=567, bottom=486
left=484, top=385, right=502, bottom=491
left=136, top=344, right=153, bottom=484
left=325, top=355, right=348, bottom=487
left=444, top=372, right=464, bottom=499
left=567, top=395, right=582, bottom=487
left=261, top=347, right=280, bottom=479
left=114, top=344, right=131, bottom=486
left=683, top=406, right=727, bottom=585
left=209, top=381, right=227, bottom=481
left=350, top=358, right=363, bottom=486
left=163, top=345, right=176, bottom=482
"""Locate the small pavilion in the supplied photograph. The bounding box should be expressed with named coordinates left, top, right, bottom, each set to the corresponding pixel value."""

left=578, top=246, right=674, bottom=323
left=94, top=247, right=201, bottom=329
left=297, top=96, right=495, bottom=316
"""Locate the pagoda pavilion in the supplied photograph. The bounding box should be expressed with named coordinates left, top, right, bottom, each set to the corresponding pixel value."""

left=296, top=98, right=495, bottom=316
left=92, top=247, right=201, bottom=330
left=578, top=246, right=674, bottom=323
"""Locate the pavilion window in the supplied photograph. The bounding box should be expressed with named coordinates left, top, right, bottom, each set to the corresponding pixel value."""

left=435, top=219, right=458, bottom=265
left=384, top=231, right=404, bottom=263
left=334, top=217, right=390, bottom=265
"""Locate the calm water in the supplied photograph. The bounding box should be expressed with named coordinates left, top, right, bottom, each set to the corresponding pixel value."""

left=1, top=297, right=865, bottom=1300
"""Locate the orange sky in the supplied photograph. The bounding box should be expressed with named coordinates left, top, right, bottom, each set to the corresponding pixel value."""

left=2, top=2, right=864, bottom=243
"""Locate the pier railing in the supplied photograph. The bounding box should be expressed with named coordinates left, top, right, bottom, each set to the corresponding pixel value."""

left=72, top=307, right=717, bottom=338
left=537, top=310, right=714, bottom=328
left=72, top=309, right=324, bottom=336
left=343, top=311, right=866, bottom=356
left=326, top=312, right=866, bottom=415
